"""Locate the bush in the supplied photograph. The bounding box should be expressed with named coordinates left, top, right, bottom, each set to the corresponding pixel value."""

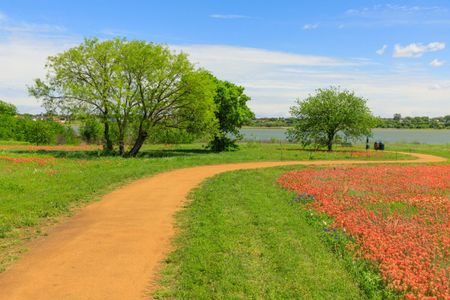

left=80, top=118, right=103, bottom=144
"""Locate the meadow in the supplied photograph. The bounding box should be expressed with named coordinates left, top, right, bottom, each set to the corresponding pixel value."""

left=153, top=145, right=448, bottom=299
left=0, top=141, right=448, bottom=298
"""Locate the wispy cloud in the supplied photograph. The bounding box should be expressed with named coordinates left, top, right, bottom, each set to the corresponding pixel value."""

left=346, top=4, right=444, bottom=16
left=376, top=45, right=388, bottom=55
left=303, top=23, right=319, bottom=30
left=430, top=59, right=445, bottom=67
left=173, top=44, right=357, bottom=67
left=209, top=14, right=250, bottom=19
left=393, top=42, right=445, bottom=58
left=429, top=82, right=450, bottom=90
left=343, top=4, right=449, bottom=28
left=100, top=28, right=138, bottom=37
left=0, top=11, right=65, bottom=33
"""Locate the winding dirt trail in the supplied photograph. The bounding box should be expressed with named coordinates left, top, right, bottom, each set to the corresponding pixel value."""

left=0, top=152, right=445, bottom=300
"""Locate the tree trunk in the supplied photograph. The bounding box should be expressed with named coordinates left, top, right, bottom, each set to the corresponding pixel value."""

left=118, top=127, right=125, bottom=156
left=128, top=131, right=147, bottom=157
left=103, top=121, right=113, bottom=152
left=118, top=139, right=125, bottom=156
left=327, top=132, right=334, bottom=151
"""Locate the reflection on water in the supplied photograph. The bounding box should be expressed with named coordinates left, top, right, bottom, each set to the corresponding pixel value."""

left=240, top=128, right=450, bottom=145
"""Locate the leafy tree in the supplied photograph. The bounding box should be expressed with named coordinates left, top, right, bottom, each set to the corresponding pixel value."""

left=80, top=117, right=103, bottom=144
left=393, top=113, right=401, bottom=121
left=207, top=79, right=254, bottom=152
left=0, top=100, right=17, bottom=140
left=288, top=87, right=376, bottom=151
left=0, top=100, right=17, bottom=116
left=24, top=120, right=55, bottom=145
left=30, top=38, right=217, bottom=156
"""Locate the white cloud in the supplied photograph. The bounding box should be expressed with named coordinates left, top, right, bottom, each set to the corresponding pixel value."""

left=173, top=44, right=355, bottom=68
left=393, top=42, right=445, bottom=58
left=343, top=5, right=450, bottom=28
left=303, top=23, right=319, bottom=30
left=173, top=44, right=450, bottom=117
left=376, top=45, right=388, bottom=55
left=209, top=14, right=249, bottom=19
left=0, top=12, right=65, bottom=34
left=0, top=36, right=78, bottom=112
left=430, top=59, right=445, bottom=67
left=429, top=83, right=450, bottom=90
left=346, top=4, right=443, bottom=16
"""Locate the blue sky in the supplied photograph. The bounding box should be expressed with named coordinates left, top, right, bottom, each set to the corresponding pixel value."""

left=0, top=1, right=449, bottom=117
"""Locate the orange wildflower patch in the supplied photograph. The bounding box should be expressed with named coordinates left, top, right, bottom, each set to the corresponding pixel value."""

left=278, top=165, right=450, bottom=299
left=0, top=145, right=100, bottom=151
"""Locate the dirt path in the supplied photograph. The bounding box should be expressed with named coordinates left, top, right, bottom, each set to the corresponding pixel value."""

left=0, top=152, right=445, bottom=300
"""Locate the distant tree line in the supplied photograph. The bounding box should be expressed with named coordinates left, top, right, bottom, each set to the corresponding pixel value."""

left=246, top=114, right=450, bottom=129
left=377, top=114, right=450, bottom=129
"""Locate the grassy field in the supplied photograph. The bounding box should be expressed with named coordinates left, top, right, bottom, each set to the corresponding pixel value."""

left=154, top=156, right=449, bottom=299
left=154, top=167, right=368, bottom=299
left=0, top=142, right=447, bottom=273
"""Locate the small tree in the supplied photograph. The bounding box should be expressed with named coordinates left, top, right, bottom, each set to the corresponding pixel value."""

left=25, top=120, right=55, bottom=145
left=288, top=87, right=376, bottom=151
left=0, top=100, right=17, bottom=116
left=0, top=100, right=17, bottom=140
left=80, top=117, right=103, bottom=144
left=208, top=79, right=254, bottom=152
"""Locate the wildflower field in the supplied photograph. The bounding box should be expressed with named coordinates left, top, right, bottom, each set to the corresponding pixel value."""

left=279, top=165, right=450, bottom=299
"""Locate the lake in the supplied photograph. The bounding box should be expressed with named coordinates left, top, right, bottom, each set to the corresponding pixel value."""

left=240, top=128, right=450, bottom=145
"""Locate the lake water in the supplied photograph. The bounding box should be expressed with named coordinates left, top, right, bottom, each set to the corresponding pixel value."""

left=240, top=128, right=450, bottom=145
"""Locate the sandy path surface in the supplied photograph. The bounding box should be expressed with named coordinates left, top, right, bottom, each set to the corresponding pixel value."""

left=0, top=152, right=445, bottom=300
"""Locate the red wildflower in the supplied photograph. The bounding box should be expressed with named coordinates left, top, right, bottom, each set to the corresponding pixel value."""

left=279, top=165, right=450, bottom=299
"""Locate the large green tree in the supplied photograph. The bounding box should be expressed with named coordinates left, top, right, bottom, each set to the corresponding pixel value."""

left=30, top=38, right=217, bottom=156
left=287, top=87, right=376, bottom=151
left=207, top=79, right=254, bottom=152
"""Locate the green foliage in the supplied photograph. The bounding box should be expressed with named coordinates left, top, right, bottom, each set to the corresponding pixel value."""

left=288, top=87, right=376, bottom=151
left=246, top=115, right=450, bottom=129
left=207, top=79, right=254, bottom=152
left=378, top=114, right=450, bottom=129
left=0, top=100, right=76, bottom=144
left=23, top=120, right=55, bottom=145
left=244, top=117, right=295, bottom=127
left=0, top=115, right=16, bottom=140
left=80, top=117, right=103, bottom=144
left=30, top=38, right=218, bottom=156
left=0, top=100, right=17, bottom=116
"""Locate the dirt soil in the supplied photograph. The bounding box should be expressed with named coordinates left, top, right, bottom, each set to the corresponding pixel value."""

left=0, top=152, right=445, bottom=300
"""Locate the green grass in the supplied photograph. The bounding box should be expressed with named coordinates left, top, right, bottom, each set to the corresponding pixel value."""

left=153, top=167, right=366, bottom=299
left=0, top=142, right=442, bottom=271
left=388, top=143, right=450, bottom=160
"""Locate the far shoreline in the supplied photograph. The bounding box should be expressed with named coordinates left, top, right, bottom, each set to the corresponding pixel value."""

left=242, top=126, right=450, bottom=131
